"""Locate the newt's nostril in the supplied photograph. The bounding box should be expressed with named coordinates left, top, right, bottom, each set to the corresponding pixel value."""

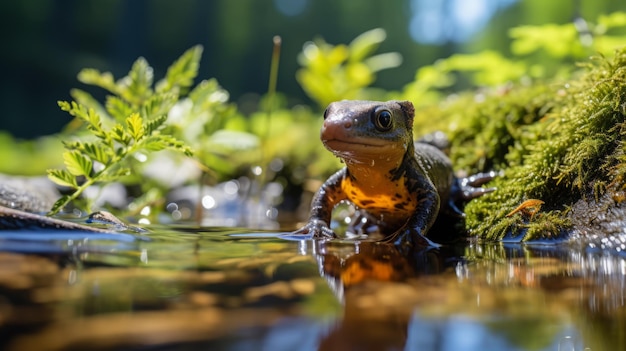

left=344, top=121, right=352, bottom=129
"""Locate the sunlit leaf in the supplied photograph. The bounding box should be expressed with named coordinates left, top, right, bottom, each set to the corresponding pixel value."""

left=63, top=150, right=93, bottom=177
left=70, top=89, right=110, bottom=121
left=99, top=167, right=132, bottom=182
left=145, top=115, right=168, bottom=135
left=207, top=130, right=259, bottom=150
left=49, top=195, right=73, bottom=215
left=156, top=45, right=203, bottom=94
left=160, top=135, right=194, bottom=156
left=49, top=46, right=209, bottom=215
left=110, top=124, right=131, bottom=145
left=47, top=169, right=77, bottom=188
left=349, top=28, right=386, bottom=62
left=597, top=12, right=626, bottom=29
left=188, top=78, right=230, bottom=108
left=77, top=68, right=120, bottom=95
left=141, top=92, right=178, bottom=120
left=595, top=36, right=626, bottom=56
left=106, top=96, right=134, bottom=122
left=346, top=63, right=373, bottom=87
left=126, top=113, right=144, bottom=140
left=510, top=24, right=584, bottom=58
left=364, top=52, right=402, bottom=72
left=126, top=57, right=154, bottom=103
left=82, top=142, right=112, bottom=165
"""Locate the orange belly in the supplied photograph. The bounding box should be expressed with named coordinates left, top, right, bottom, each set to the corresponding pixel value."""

left=341, top=176, right=417, bottom=230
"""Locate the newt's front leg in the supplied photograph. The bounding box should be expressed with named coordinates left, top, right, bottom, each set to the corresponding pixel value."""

left=294, top=169, right=348, bottom=238
left=391, top=177, right=441, bottom=249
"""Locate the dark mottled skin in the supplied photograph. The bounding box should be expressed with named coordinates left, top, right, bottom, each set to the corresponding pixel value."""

left=296, top=100, right=491, bottom=247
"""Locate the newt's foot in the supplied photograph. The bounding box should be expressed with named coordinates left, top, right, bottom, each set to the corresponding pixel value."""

left=292, top=219, right=336, bottom=239
left=459, top=170, right=499, bottom=200
left=384, top=227, right=441, bottom=253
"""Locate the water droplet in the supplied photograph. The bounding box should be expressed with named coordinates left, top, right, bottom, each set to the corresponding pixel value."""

left=224, top=180, right=239, bottom=195
left=202, top=195, right=216, bottom=209
left=140, top=206, right=151, bottom=216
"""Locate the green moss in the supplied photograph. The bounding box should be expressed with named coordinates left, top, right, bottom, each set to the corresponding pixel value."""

left=415, top=48, right=626, bottom=241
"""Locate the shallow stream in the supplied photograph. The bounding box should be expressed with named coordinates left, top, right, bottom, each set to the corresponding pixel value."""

left=0, top=226, right=624, bottom=350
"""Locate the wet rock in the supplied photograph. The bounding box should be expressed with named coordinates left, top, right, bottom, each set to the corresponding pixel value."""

left=0, top=174, right=112, bottom=231
left=569, top=190, right=626, bottom=253
left=0, top=175, right=145, bottom=233
left=0, top=206, right=111, bottom=232
left=0, top=175, right=59, bottom=214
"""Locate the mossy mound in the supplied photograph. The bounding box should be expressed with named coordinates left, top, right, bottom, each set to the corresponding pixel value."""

left=414, top=48, right=626, bottom=241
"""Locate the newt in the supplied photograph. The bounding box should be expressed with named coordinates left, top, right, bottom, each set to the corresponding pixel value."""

left=295, top=100, right=494, bottom=247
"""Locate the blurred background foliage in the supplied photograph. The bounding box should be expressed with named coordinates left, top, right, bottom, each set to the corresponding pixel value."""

left=1, top=0, right=626, bottom=219
left=2, top=0, right=624, bottom=138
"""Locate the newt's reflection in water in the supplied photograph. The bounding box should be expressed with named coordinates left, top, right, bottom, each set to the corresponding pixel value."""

left=0, top=230, right=624, bottom=350
left=310, top=239, right=626, bottom=351
left=312, top=240, right=458, bottom=351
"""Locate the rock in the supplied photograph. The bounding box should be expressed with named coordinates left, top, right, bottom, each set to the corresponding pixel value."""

left=0, top=206, right=111, bottom=232
left=0, top=175, right=59, bottom=213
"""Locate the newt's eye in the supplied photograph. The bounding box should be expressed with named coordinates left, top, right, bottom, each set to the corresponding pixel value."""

left=373, top=109, right=393, bottom=131
left=323, top=107, right=330, bottom=120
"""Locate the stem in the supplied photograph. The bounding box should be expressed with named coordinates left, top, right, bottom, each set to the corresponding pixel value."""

left=267, top=36, right=281, bottom=108
left=261, top=36, right=282, bottom=180
left=46, top=144, right=138, bottom=217
left=253, top=36, right=281, bottom=224
left=47, top=176, right=97, bottom=216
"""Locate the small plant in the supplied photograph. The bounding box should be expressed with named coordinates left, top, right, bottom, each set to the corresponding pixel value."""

left=46, top=46, right=224, bottom=216
left=296, top=28, right=402, bottom=108
left=47, top=104, right=192, bottom=216
left=401, top=12, right=626, bottom=105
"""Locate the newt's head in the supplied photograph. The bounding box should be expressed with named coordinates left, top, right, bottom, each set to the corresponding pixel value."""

left=321, top=100, right=415, bottom=166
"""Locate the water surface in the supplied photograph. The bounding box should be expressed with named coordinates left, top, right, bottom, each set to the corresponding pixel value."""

left=0, top=226, right=624, bottom=351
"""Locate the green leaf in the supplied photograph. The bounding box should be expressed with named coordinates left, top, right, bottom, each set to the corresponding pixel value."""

left=82, top=142, right=112, bottom=165
left=598, top=12, right=626, bottom=29
left=70, top=89, right=110, bottom=121
left=509, top=23, right=584, bottom=58
left=363, top=52, right=402, bottom=73
left=47, top=169, right=78, bottom=188
left=156, top=45, right=203, bottom=94
left=49, top=195, right=73, bottom=215
left=77, top=68, right=120, bottom=95
left=106, top=96, right=134, bottom=121
left=145, top=115, right=168, bottom=135
left=60, top=101, right=108, bottom=140
left=110, top=124, right=132, bottom=145
left=99, top=167, right=132, bottom=182
left=48, top=46, right=202, bottom=216
left=62, top=140, right=84, bottom=151
left=141, top=137, right=168, bottom=152
left=208, top=130, right=260, bottom=150
left=126, top=113, right=144, bottom=140
left=126, top=57, right=154, bottom=103
left=63, top=150, right=93, bottom=177
left=141, top=92, right=178, bottom=120
left=188, top=78, right=230, bottom=106
left=149, top=135, right=194, bottom=156
left=348, top=28, right=386, bottom=62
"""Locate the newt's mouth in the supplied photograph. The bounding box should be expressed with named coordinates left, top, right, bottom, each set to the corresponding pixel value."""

left=322, top=138, right=406, bottom=164
left=323, top=138, right=388, bottom=149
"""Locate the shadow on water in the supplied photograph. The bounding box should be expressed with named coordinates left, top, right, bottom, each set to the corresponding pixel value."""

left=0, top=226, right=624, bottom=351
